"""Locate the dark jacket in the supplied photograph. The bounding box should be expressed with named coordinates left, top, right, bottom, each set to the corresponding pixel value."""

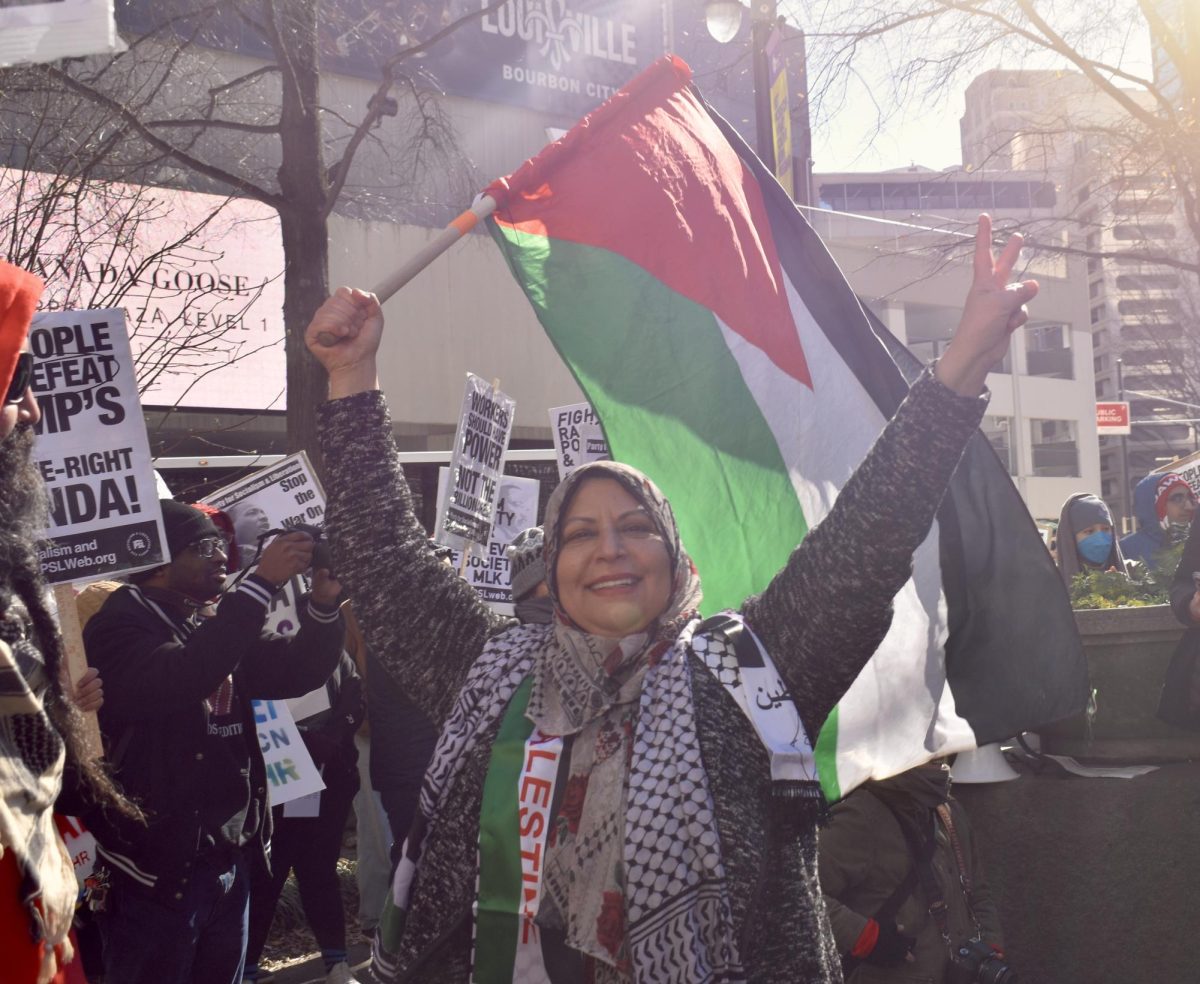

left=318, top=368, right=986, bottom=984
left=1158, top=514, right=1200, bottom=729
left=81, top=576, right=344, bottom=907
left=819, top=785, right=1003, bottom=984
left=1056, top=492, right=1126, bottom=587
left=1121, top=474, right=1172, bottom=571
left=295, top=650, right=364, bottom=788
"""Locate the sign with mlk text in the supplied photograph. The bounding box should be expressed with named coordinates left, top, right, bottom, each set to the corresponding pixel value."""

left=436, top=374, right=516, bottom=557
left=252, top=698, right=324, bottom=807
left=549, top=401, right=610, bottom=479
left=437, top=469, right=540, bottom=615
left=31, top=309, right=166, bottom=584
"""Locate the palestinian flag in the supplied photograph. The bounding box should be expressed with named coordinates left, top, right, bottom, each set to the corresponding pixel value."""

left=484, top=55, right=1086, bottom=799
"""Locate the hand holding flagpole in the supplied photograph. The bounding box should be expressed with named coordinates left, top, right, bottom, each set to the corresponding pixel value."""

left=312, top=195, right=498, bottom=348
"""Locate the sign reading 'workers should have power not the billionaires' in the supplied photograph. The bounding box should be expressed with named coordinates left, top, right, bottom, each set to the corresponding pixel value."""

left=31, top=309, right=166, bottom=584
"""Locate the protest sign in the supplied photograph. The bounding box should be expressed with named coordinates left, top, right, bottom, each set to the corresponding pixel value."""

left=253, top=698, right=324, bottom=807
left=549, top=401, right=611, bottom=479
left=435, top=374, right=516, bottom=557
left=205, top=452, right=326, bottom=571
left=31, top=309, right=166, bottom=585
left=1154, top=449, right=1200, bottom=496
left=207, top=456, right=339, bottom=738
left=55, top=814, right=97, bottom=891
left=0, top=0, right=121, bottom=69
left=436, top=469, right=540, bottom=615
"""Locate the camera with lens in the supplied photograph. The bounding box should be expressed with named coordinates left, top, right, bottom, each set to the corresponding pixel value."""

left=947, top=939, right=1018, bottom=984
left=294, top=523, right=334, bottom=575
left=256, top=523, right=333, bottom=575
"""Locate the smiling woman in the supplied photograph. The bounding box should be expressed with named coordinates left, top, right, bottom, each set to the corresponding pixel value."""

left=552, top=474, right=677, bottom=638
left=304, top=214, right=1038, bottom=984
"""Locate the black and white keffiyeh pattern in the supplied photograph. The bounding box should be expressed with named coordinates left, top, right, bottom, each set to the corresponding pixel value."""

left=0, top=608, right=76, bottom=981
left=395, top=614, right=745, bottom=984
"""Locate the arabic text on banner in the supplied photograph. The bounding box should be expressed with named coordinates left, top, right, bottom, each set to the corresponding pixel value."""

left=436, top=373, right=516, bottom=557
left=31, top=309, right=167, bottom=584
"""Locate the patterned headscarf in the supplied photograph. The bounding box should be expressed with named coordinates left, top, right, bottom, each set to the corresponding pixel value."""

left=532, top=459, right=702, bottom=734
left=528, top=460, right=705, bottom=973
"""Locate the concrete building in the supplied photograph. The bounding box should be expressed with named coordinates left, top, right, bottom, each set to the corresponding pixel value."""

left=802, top=203, right=1098, bottom=521
left=4, top=0, right=815, bottom=472
left=959, top=67, right=1195, bottom=527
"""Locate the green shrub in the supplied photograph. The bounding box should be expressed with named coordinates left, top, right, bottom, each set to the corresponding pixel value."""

left=1069, top=542, right=1184, bottom=609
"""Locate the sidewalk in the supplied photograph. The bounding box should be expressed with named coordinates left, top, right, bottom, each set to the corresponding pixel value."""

left=267, top=941, right=374, bottom=984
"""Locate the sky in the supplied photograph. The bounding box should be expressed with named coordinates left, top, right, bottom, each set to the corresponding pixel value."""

left=796, top=1, right=1156, bottom=174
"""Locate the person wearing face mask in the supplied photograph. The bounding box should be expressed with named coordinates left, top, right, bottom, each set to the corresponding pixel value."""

left=1121, top=472, right=1197, bottom=573
left=505, top=526, right=553, bottom=625
left=818, top=762, right=1007, bottom=983
left=1056, top=493, right=1127, bottom=588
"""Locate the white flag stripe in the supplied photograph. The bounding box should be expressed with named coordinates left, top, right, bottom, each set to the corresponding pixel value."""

left=714, top=271, right=975, bottom=795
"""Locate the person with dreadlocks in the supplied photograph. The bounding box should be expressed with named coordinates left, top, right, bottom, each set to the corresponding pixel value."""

left=0, top=261, right=138, bottom=983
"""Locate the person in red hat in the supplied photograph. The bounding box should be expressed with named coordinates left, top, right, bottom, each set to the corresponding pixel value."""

left=0, top=260, right=138, bottom=983
left=1121, top=471, right=1198, bottom=572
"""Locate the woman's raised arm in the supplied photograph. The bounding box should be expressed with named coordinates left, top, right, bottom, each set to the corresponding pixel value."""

left=307, top=288, right=512, bottom=727
left=743, top=216, right=1036, bottom=735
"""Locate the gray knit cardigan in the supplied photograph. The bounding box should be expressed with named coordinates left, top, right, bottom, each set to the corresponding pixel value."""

left=317, top=369, right=986, bottom=983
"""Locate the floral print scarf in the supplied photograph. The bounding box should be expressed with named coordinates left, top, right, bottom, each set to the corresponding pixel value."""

left=529, top=461, right=702, bottom=973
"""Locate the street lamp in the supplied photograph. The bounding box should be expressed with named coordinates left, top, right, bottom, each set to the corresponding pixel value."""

left=703, top=0, right=779, bottom=174
left=703, top=0, right=811, bottom=205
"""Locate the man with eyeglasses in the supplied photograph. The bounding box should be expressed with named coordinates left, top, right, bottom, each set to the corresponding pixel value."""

left=81, top=499, right=345, bottom=984
left=1122, top=471, right=1199, bottom=573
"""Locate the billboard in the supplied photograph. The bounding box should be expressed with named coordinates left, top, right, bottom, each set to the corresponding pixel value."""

left=119, top=0, right=667, bottom=119
left=0, top=167, right=285, bottom=411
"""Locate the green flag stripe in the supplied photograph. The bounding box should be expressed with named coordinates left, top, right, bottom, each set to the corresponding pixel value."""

left=491, top=226, right=808, bottom=616
left=474, top=676, right=536, bottom=982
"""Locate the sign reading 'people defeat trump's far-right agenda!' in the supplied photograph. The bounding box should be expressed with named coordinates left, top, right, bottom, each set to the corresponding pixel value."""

left=30, top=309, right=166, bottom=584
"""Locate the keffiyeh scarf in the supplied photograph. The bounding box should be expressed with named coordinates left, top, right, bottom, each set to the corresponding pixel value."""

left=390, top=461, right=747, bottom=983
left=0, top=607, right=77, bottom=984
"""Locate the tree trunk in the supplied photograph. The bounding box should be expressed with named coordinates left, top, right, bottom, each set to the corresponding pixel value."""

left=273, top=0, right=331, bottom=469
left=280, top=204, right=330, bottom=465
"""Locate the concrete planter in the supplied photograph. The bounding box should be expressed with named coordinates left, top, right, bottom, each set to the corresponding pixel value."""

left=1039, top=603, right=1200, bottom=761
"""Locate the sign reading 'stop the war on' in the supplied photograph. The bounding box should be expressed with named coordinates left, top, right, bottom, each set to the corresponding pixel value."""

left=31, top=309, right=166, bottom=584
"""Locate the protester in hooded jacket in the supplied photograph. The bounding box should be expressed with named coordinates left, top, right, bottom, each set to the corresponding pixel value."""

left=303, top=219, right=1034, bottom=984
left=1056, top=493, right=1127, bottom=589
left=818, top=762, right=1005, bottom=984
left=1120, top=472, right=1197, bottom=573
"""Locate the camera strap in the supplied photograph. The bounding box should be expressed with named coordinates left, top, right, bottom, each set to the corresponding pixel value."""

left=866, top=792, right=954, bottom=943
left=936, top=802, right=983, bottom=937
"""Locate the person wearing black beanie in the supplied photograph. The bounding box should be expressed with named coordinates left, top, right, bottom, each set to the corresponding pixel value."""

left=81, top=501, right=346, bottom=984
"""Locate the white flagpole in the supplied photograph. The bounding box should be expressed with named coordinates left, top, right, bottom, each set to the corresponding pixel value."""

left=315, top=194, right=498, bottom=347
